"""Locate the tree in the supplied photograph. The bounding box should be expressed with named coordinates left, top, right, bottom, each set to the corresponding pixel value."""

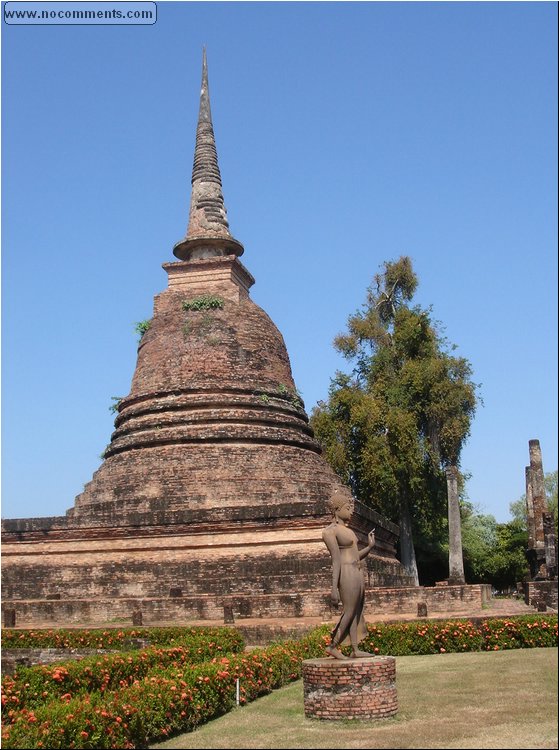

left=461, top=505, right=498, bottom=581
left=509, top=497, right=527, bottom=531
left=545, top=470, right=558, bottom=534
left=461, top=503, right=529, bottom=590
left=311, top=257, right=479, bottom=585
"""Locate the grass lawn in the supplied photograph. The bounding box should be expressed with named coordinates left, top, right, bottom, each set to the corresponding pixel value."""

left=151, top=648, right=558, bottom=749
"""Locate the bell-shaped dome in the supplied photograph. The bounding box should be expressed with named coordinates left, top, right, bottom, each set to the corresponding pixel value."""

left=102, top=257, right=320, bottom=461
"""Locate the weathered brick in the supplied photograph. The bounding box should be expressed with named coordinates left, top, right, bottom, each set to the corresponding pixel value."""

left=303, top=656, right=397, bottom=721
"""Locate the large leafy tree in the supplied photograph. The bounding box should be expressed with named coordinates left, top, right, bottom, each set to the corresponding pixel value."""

left=461, top=503, right=529, bottom=590
left=311, top=257, right=478, bottom=585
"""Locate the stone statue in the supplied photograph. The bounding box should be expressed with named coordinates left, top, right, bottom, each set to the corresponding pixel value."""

left=322, top=492, right=376, bottom=659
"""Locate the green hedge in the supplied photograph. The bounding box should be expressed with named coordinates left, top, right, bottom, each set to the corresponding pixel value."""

left=360, top=615, right=558, bottom=655
left=1, top=626, right=243, bottom=651
left=2, top=641, right=244, bottom=718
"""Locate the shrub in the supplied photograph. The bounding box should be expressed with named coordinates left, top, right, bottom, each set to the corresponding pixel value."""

left=1, top=626, right=243, bottom=651
left=182, top=295, right=224, bottom=311
left=134, top=320, right=151, bottom=341
left=478, top=616, right=558, bottom=650
left=1, top=638, right=324, bottom=749
left=360, top=615, right=557, bottom=656
left=2, top=642, right=243, bottom=719
left=361, top=619, right=485, bottom=655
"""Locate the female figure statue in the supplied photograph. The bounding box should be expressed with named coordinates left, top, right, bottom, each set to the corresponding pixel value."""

left=322, top=491, right=376, bottom=659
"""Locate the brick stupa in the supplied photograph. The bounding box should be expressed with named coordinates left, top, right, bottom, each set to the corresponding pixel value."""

left=1, top=53, right=414, bottom=628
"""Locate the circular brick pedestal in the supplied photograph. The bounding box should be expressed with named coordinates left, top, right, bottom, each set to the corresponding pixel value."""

left=302, top=656, right=397, bottom=720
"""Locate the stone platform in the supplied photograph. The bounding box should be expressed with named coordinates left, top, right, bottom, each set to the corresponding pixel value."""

left=1, top=582, right=494, bottom=631
left=302, top=656, right=397, bottom=720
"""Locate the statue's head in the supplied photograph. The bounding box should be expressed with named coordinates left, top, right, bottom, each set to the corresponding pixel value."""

left=327, top=490, right=354, bottom=516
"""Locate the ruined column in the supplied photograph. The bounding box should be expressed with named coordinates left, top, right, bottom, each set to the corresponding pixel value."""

left=525, top=465, right=536, bottom=550
left=529, top=440, right=547, bottom=552
left=525, top=439, right=554, bottom=582
left=446, top=466, right=465, bottom=584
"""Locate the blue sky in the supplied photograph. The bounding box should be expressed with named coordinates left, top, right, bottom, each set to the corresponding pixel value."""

left=1, top=1, right=557, bottom=524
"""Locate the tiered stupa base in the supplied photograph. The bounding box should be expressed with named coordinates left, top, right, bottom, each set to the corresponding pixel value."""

left=2, top=438, right=412, bottom=625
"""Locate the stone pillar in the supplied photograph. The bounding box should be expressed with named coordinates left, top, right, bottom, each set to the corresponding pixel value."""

left=529, top=440, right=547, bottom=550
left=302, top=657, right=397, bottom=720
left=446, top=466, right=465, bottom=584
left=525, top=466, right=536, bottom=550
left=526, top=440, right=550, bottom=580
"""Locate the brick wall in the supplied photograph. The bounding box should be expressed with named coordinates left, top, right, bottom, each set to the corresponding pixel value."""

left=1, top=584, right=490, bottom=629
left=523, top=580, right=558, bottom=610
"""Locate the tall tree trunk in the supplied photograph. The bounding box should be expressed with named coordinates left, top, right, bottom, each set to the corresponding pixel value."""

left=399, top=489, right=419, bottom=586
left=446, top=465, right=465, bottom=584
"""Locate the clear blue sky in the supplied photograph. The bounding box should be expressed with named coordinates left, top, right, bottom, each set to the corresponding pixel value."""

left=1, top=1, right=557, bottom=524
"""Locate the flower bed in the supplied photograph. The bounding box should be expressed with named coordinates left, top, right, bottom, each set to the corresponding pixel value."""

left=1, top=616, right=556, bottom=749
left=359, top=615, right=558, bottom=655
left=1, top=642, right=244, bottom=718
left=1, top=638, right=324, bottom=749
left=1, top=626, right=243, bottom=651
left=479, top=616, right=557, bottom=650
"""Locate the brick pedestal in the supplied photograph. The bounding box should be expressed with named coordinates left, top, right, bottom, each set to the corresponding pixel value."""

left=302, top=656, right=397, bottom=720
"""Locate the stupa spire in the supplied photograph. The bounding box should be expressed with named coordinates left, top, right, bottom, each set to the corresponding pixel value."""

left=173, top=48, right=244, bottom=261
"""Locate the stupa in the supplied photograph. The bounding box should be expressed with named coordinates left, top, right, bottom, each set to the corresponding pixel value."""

left=1, top=52, right=414, bottom=628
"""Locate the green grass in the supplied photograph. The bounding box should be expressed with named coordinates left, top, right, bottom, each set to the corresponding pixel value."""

left=151, top=648, right=558, bottom=749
